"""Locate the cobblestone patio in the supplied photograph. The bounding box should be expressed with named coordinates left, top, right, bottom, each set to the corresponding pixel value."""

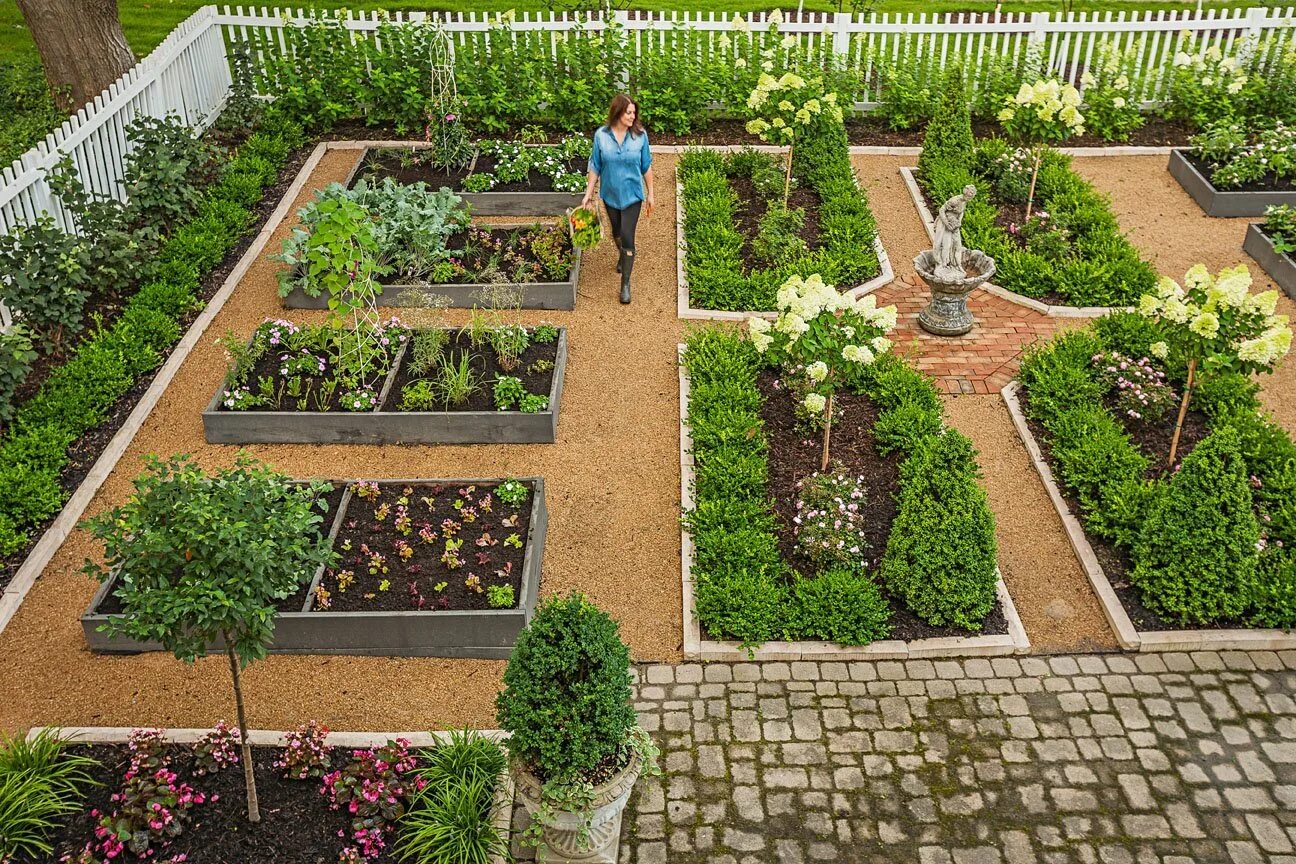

left=519, top=650, right=1296, bottom=864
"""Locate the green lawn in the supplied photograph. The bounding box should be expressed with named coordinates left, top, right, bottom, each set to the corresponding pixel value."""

left=0, top=0, right=1271, bottom=64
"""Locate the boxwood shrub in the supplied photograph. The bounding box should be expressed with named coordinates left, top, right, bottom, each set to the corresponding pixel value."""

left=683, top=329, right=1000, bottom=649
left=0, top=108, right=303, bottom=560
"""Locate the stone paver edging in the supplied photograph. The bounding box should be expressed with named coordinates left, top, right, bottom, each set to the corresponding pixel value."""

left=675, top=156, right=895, bottom=322
left=0, top=142, right=332, bottom=641
left=1003, top=380, right=1296, bottom=653
left=899, top=166, right=1130, bottom=319
left=678, top=345, right=1030, bottom=661
left=36, top=726, right=513, bottom=864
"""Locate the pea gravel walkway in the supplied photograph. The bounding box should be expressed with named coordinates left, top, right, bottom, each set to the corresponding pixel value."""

left=573, top=650, right=1296, bottom=864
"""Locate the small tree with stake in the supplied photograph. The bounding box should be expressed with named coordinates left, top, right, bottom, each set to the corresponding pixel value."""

left=82, top=453, right=335, bottom=823
left=996, top=78, right=1085, bottom=220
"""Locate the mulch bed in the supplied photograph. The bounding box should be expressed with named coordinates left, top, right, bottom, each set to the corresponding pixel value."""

left=384, top=329, right=558, bottom=414
left=23, top=745, right=399, bottom=864
left=754, top=370, right=1007, bottom=641
left=1019, top=387, right=1249, bottom=633
left=1182, top=149, right=1296, bottom=194
left=351, top=148, right=587, bottom=193
left=0, top=141, right=319, bottom=596
left=729, top=170, right=822, bottom=270
left=93, top=484, right=346, bottom=618
left=320, top=480, right=532, bottom=613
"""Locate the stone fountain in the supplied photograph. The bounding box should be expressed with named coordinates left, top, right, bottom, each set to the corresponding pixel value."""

left=914, top=184, right=997, bottom=337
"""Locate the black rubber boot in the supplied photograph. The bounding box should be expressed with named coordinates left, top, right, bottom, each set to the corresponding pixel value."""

left=619, top=248, right=633, bottom=304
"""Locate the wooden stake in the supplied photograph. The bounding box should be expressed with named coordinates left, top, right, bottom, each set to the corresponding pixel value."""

left=783, top=145, right=794, bottom=207
left=1025, top=147, right=1042, bottom=221
left=1168, top=357, right=1197, bottom=468
left=820, top=392, right=833, bottom=471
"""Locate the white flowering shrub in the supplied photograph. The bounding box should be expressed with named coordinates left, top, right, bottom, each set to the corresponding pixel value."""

left=1190, top=122, right=1296, bottom=190
left=996, top=78, right=1085, bottom=217
left=1138, top=263, right=1292, bottom=461
left=744, top=72, right=844, bottom=204
left=1079, top=43, right=1144, bottom=142
left=746, top=274, right=897, bottom=468
left=1164, top=37, right=1249, bottom=129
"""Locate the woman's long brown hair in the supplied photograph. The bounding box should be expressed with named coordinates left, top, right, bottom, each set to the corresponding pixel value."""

left=606, top=93, right=645, bottom=136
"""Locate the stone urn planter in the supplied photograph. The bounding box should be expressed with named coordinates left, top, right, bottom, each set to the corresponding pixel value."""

left=511, top=748, right=643, bottom=863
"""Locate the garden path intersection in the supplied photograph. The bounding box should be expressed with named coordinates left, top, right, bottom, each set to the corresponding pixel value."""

left=586, top=652, right=1296, bottom=864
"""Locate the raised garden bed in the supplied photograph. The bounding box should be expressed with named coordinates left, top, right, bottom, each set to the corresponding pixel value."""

left=82, top=477, right=546, bottom=658
left=1168, top=147, right=1296, bottom=218
left=347, top=142, right=587, bottom=215
left=1244, top=221, right=1296, bottom=299
left=203, top=323, right=567, bottom=445
left=280, top=222, right=581, bottom=311
left=24, top=727, right=513, bottom=864
left=1006, top=313, right=1296, bottom=652
left=678, top=335, right=1028, bottom=661
left=913, top=138, right=1155, bottom=309
left=675, top=118, right=891, bottom=320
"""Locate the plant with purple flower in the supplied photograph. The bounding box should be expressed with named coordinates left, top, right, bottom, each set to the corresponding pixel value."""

left=793, top=466, right=870, bottom=571
left=1090, top=350, right=1175, bottom=422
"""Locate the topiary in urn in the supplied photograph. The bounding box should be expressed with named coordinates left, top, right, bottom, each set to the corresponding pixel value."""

left=496, top=591, right=658, bottom=863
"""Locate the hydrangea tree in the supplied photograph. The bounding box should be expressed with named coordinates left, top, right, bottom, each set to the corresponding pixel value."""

left=747, top=274, right=898, bottom=470
left=1138, top=263, right=1292, bottom=464
left=744, top=73, right=843, bottom=205
left=997, top=78, right=1085, bottom=218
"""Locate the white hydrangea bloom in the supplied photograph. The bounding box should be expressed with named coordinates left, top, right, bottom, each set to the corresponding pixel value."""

left=803, top=392, right=826, bottom=413
left=1150, top=341, right=1169, bottom=359
left=807, top=361, right=828, bottom=382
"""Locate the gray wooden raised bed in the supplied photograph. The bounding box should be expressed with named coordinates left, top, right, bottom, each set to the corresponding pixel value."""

left=1168, top=149, right=1296, bottom=217
left=280, top=245, right=581, bottom=312
left=1244, top=222, right=1296, bottom=300
left=202, top=328, right=568, bottom=445
left=81, top=477, right=546, bottom=659
left=347, top=146, right=585, bottom=216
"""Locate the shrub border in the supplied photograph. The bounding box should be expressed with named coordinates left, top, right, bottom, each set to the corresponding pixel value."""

left=1001, top=380, right=1296, bottom=652
left=678, top=344, right=1028, bottom=661
left=0, top=141, right=330, bottom=640
left=27, top=726, right=514, bottom=864
left=673, top=146, right=894, bottom=322
left=898, top=166, right=1131, bottom=319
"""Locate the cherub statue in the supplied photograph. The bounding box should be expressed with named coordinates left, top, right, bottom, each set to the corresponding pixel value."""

left=933, top=184, right=977, bottom=280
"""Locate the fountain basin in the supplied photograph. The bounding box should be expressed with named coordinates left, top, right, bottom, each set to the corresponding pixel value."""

left=913, top=249, right=997, bottom=337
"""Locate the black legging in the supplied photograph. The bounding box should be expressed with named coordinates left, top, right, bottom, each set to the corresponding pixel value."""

left=605, top=200, right=642, bottom=254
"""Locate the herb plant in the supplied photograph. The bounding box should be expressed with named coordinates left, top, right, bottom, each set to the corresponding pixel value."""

left=1264, top=204, right=1296, bottom=254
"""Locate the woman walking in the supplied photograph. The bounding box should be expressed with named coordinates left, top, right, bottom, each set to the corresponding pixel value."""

left=582, top=93, right=654, bottom=304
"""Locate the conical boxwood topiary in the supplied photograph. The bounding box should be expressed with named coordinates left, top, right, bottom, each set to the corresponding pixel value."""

left=917, top=63, right=974, bottom=186
left=496, top=592, right=637, bottom=784
left=1131, top=425, right=1260, bottom=625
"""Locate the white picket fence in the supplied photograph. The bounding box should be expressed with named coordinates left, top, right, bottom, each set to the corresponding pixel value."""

left=2, top=3, right=1296, bottom=244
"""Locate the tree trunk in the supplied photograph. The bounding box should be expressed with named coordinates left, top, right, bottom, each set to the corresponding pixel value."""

left=1025, top=147, right=1043, bottom=221
left=224, top=636, right=261, bottom=824
left=783, top=146, right=795, bottom=208
left=1167, top=357, right=1197, bottom=468
left=16, top=0, right=135, bottom=113
left=820, top=393, right=833, bottom=472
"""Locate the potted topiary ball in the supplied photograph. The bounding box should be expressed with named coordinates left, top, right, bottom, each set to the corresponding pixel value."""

left=496, top=591, right=658, bottom=863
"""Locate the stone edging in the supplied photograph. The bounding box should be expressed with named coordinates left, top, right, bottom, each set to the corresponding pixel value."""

left=0, top=141, right=334, bottom=641
left=675, top=156, right=895, bottom=322
left=678, top=344, right=1030, bottom=661
left=898, top=166, right=1131, bottom=320
left=29, top=726, right=513, bottom=864
left=1002, top=379, right=1296, bottom=652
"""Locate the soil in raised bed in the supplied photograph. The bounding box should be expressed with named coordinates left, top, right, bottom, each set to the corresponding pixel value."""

left=752, top=370, right=1007, bottom=642
left=1183, top=149, right=1296, bottom=194
left=440, top=224, right=575, bottom=285
left=319, top=480, right=532, bottom=613
left=222, top=344, right=398, bottom=413
left=0, top=140, right=320, bottom=594
left=383, top=328, right=558, bottom=414
left=25, top=744, right=412, bottom=864
left=352, top=148, right=588, bottom=193
left=729, top=169, right=822, bottom=271
left=1019, top=387, right=1253, bottom=634
left=94, top=484, right=346, bottom=618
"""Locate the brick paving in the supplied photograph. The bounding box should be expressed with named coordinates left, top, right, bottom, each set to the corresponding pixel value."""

left=524, top=651, right=1296, bottom=864
left=871, top=274, right=1070, bottom=395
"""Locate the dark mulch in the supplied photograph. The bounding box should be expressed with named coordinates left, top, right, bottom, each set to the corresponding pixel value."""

left=23, top=744, right=400, bottom=864
left=352, top=148, right=587, bottom=193
left=94, top=484, right=346, bottom=618
left=729, top=169, right=822, bottom=271
left=384, top=328, right=558, bottom=414
left=320, top=480, right=532, bottom=613
left=1019, top=387, right=1250, bottom=633
left=0, top=141, right=318, bottom=595
left=755, top=371, right=1007, bottom=641
left=1183, top=149, right=1296, bottom=194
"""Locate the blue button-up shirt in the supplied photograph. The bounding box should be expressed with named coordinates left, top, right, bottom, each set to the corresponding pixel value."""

left=590, top=125, right=652, bottom=210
